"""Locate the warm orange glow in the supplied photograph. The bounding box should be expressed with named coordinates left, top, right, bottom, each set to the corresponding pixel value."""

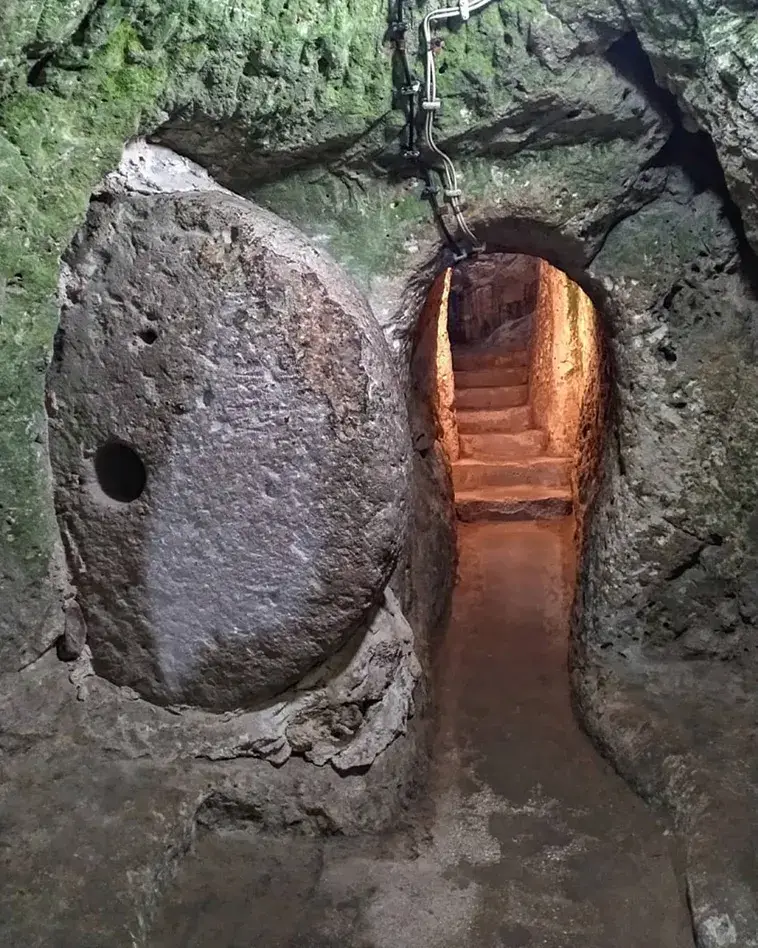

left=530, top=260, right=601, bottom=462
left=421, top=254, right=603, bottom=530
left=411, top=268, right=460, bottom=465
left=434, top=268, right=459, bottom=462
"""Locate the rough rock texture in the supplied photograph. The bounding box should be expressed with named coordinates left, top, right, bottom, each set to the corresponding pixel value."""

left=3, top=1, right=758, bottom=944
left=567, top=180, right=758, bottom=946
left=529, top=260, right=602, bottom=461
left=574, top=658, right=758, bottom=948
left=412, top=270, right=459, bottom=464
left=0, top=587, right=425, bottom=947
left=450, top=253, right=539, bottom=345
left=7, top=587, right=422, bottom=775
left=548, top=3, right=758, bottom=248
left=147, top=518, right=693, bottom=948
left=48, top=188, right=411, bottom=710
left=0, top=148, right=432, bottom=945
left=3, top=0, right=758, bottom=673
left=390, top=266, right=459, bottom=674
left=0, top=0, right=701, bottom=664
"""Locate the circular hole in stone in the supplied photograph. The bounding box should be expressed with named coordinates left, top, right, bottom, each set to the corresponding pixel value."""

left=94, top=441, right=147, bottom=503
left=659, top=344, right=678, bottom=363
left=139, top=327, right=158, bottom=345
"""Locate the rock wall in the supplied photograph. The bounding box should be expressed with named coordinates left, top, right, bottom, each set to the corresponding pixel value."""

left=529, top=260, right=603, bottom=464
left=0, top=151, right=448, bottom=948
left=3, top=2, right=758, bottom=942
left=5, top=0, right=758, bottom=675
left=394, top=266, right=458, bottom=668
left=449, top=254, right=539, bottom=345
left=411, top=270, right=459, bottom=464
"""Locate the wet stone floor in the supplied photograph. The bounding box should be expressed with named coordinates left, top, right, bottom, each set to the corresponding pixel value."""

left=151, top=520, right=694, bottom=948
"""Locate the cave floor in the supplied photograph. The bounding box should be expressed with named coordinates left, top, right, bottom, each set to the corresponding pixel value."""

left=150, top=520, right=694, bottom=948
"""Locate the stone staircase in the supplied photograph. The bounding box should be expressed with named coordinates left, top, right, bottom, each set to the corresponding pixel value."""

left=452, top=345, right=573, bottom=521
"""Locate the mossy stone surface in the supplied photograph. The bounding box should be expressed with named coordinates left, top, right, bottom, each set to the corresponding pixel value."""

left=3, top=0, right=758, bottom=668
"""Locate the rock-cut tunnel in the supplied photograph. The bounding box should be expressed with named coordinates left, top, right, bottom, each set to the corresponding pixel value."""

left=5, top=0, right=758, bottom=940
left=418, top=251, right=605, bottom=526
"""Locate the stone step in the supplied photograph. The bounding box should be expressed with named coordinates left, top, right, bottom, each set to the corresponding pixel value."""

left=452, top=347, right=529, bottom=373
left=455, top=384, right=528, bottom=411
left=452, top=456, right=571, bottom=491
left=455, top=366, right=529, bottom=389
left=456, top=486, right=573, bottom=522
left=456, top=406, right=532, bottom=435
left=459, top=429, right=547, bottom=461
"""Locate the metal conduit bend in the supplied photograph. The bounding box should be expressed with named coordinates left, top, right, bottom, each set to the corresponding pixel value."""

left=389, top=0, right=489, bottom=259
left=422, top=0, right=489, bottom=252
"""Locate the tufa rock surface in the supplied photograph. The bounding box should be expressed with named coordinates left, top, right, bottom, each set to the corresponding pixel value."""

left=47, top=190, right=411, bottom=710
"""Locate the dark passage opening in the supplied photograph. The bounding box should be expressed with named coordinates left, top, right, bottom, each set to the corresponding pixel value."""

left=94, top=441, right=147, bottom=503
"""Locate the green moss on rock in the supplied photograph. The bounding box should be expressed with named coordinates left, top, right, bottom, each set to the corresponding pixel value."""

left=0, top=0, right=399, bottom=665
left=253, top=171, right=430, bottom=286
left=0, top=21, right=164, bottom=608
left=3, top=0, right=754, bottom=671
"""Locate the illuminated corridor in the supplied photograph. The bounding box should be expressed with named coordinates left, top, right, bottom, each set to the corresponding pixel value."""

left=4, top=3, right=758, bottom=941
left=417, top=253, right=605, bottom=534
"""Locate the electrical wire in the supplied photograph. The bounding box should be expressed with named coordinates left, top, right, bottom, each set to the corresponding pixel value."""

left=389, top=0, right=489, bottom=258
left=420, top=1, right=490, bottom=251
left=389, top=0, right=463, bottom=256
